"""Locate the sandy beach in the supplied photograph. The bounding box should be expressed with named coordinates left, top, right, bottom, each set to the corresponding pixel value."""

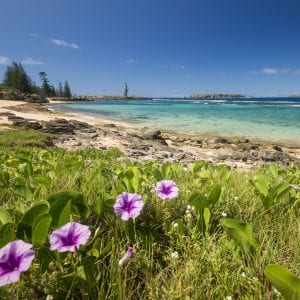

left=0, top=99, right=299, bottom=169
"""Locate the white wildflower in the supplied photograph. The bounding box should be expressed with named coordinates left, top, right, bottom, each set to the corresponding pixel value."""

left=234, top=196, right=239, bottom=201
left=186, top=213, right=192, bottom=219
left=221, top=212, right=227, bottom=217
left=186, top=205, right=192, bottom=210
left=241, top=272, right=246, bottom=278
left=272, top=287, right=281, bottom=296
left=182, top=167, right=188, bottom=172
left=173, top=222, right=179, bottom=228
left=225, top=296, right=232, bottom=300
left=290, top=183, right=300, bottom=191
left=171, top=251, right=179, bottom=259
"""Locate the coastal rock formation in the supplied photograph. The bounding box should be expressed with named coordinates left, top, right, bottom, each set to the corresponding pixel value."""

left=0, top=92, right=48, bottom=103
left=3, top=110, right=299, bottom=168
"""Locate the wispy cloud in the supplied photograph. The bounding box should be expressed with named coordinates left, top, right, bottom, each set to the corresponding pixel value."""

left=50, top=38, right=79, bottom=49
left=0, top=56, right=10, bottom=64
left=28, top=33, right=40, bottom=38
left=21, top=57, right=44, bottom=65
left=256, top=67, right=300, bottom=76
left=125, top=59, right=136, bottom=64
left=260, top=67, right=289, bottom=75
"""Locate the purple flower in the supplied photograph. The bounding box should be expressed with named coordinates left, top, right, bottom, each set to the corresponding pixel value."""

left=0, top=240, right=35, bottom=287
left=114, top=192, right=144, bottom=221
left=155, top=180, right=179, bottom=199
left=49, top=222, right=91, bottom=252
left=118, top=246, right=133, bottom=266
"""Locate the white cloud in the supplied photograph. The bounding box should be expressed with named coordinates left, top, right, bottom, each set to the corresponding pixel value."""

left=259, top=67, right=298, bottom=75
left=50, top=38, right=79, bottom=49
left=21, top=57, right=44, bottom=65
left=28, top=33, right=40, bottom=38
left=0, top=56, right=10, bottom=64
left=125, top=59, right=136, bottom=64
left=261, top=67, right=280, bottom=75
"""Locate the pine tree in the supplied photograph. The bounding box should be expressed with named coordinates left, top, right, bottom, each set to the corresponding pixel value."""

left=58, top=81, right=63, bottom=97
left=63, top=81, right=72, bottom=98
left=124, top=82, right=128, bottom=98
left=2, top=62, right=32, bottom=93
left=39, top=72, right=51, bottom=97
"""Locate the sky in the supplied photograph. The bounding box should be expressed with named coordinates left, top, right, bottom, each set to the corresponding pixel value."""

left=1, top=0, right=300, bottom=97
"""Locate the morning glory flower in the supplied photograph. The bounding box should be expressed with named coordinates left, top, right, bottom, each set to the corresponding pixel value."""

left=114, top=192, right=144, bottom=221
left=118, top=246, right=133, bottom=266
left=49, top=222, right=91, bottom=252
left=155, top=180, right=179, bottom=199
left=0, top=240, right=35, bottom=287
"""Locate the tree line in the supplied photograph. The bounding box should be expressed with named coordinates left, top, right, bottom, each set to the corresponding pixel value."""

left=0, top=62, right=73, bottom=98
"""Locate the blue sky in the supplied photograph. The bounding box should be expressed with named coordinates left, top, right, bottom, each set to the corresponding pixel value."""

left=1, top=0, right=300, bottom=97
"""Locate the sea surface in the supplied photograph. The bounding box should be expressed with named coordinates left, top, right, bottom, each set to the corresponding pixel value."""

left=52, top=97, right=300, bottom=145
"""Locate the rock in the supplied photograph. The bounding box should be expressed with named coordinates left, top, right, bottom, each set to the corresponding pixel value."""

left=103, top=123, right=117, bottom=128
left=0, top=112, right=15, bottom=117
left=214, top=137, right=230, bottom=144
left=7, top=115, right=25, bottom=121
left=217, top=154, right=230, bottom=161
left=0, top=91, right=24, bottom=100
left=42, top=119, right=75, bottom=134
left=69, top=120, right=91, bottom=130
left=140, top=128, right=164, bottom=140
left=260, top=151, right=287, bottom=162
left=24, top=94, right=48, bottom=103
left=12, top=119, right=42, bottom=130
left=273, top=145, right=283, bottom=152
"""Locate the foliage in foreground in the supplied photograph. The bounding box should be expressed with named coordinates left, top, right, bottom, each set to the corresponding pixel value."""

left=0, top=146, right=299, bottom=299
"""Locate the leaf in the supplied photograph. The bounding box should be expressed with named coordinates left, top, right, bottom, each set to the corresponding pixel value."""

left=123, top=167, right=141, bottom=193
left=276, top=182, right=291, bottom=199
left=13, top=185, right=33, bottom=200
left=221, top=219, right=259, bottom=254
left=21, top=202, right=50, bottom=226
left=49, top=199, right=71, bottom=228
left=48, top=191, right=88, bottom=219
left=32, top=213, right=52, bottom=245
left=18, top=162, right=33, bottom=178
left=0, top=208, right=12, bottom=226
left=37, top=246, right=54, bottom=273
left=0, top=223, right=15, bottom=247
left=16, top=222, right=32, bottom=241
left=161, top=163, right=171, bottom=179
left=254, top=175, right=269, bottom=198
left=264, top=264, right=300, bottom=300
left=208, top=185, right=222, bottom=205
left=189, top=193, right=210, bottom=209
left=203, top=207, right=211, bottom=232
left=33, top=176, right=51, bottom=186
left=82, top=256, right=100, bottom=288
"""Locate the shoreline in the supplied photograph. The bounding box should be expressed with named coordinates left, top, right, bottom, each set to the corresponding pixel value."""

left=0, top=99, right=299, bottom=168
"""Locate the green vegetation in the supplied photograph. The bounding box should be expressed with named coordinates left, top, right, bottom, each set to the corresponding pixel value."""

left=1, top=62, right=73, bottom=98
left=0, top=129, right=53, bottom=148
left=0, top=136, right=299, bottom=298
left=2, top=62, right=33, bottom=94
left=190, top=93, right=246, bottom=98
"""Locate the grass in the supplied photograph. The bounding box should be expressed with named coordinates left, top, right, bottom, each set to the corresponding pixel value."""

left=0, top=135, right=299, bottom=299
left=0, top=128, right=54, bottom=148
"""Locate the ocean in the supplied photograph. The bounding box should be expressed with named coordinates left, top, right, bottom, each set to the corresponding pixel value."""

left=52, top=97, right=300, bottom=145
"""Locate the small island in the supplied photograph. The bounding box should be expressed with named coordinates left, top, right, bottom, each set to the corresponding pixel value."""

left=190, top=93, right=246, bottom=99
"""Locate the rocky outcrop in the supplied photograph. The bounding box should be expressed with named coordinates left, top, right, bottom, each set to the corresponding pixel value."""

left=0, top=92, right=48, bottom=103
left=4, top=111, right=299, bottom=168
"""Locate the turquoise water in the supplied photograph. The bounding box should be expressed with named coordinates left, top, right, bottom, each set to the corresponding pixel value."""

left=53, top=98, right=300, bottom=145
